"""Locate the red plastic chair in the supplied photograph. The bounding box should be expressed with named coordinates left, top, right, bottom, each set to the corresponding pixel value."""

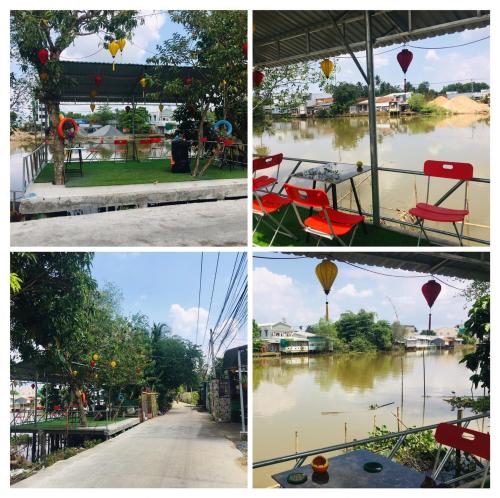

left=113, top=139, right=128, bottom=162
left=253, top=154, right=284, bottom=192
left=284, top=183, right=364, bottom=246
left=253, top=178, right=296, bottom=246
left=432, top=423, right=490, bottom=487
left=409, top=160, right=473, bottom=246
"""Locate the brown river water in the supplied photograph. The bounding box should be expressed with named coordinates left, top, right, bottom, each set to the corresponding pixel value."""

left=254, top=115, right=490, bottom=244
left=253, top=349, right=486, bottom=487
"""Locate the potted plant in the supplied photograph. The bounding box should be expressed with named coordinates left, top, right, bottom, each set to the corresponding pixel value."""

left=356, top=160, right=364, bottom=172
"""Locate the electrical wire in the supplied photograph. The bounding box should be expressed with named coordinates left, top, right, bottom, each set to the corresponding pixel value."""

left=201, top=253, right=220, bottom=351
left=195, top=253, right=204, bottom=346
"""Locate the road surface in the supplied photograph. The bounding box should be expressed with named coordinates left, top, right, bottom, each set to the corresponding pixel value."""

left=14, top=403, right=246, bottom=488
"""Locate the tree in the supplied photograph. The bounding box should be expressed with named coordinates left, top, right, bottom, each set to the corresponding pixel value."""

left=10, top=11, right=140, bottom=184
left=148, top=11, right=247, bottom=176
left=10, top=252, right=97, bottom=425
left=89, top=104, right=115, bottom=126
left=407, top=93, right=426, bottom=112
left=254, top=63, right=318, bottom=117
left=116, top=106, right=150, bottom=133
left=252, top=319, right=263, bottom=352
left=149, top=323, right=203, bottom=411
left=460, top=294, right=490, bottom=391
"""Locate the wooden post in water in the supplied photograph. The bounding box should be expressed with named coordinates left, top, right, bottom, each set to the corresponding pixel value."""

left=373, top=415, right=376, bottom=431
left=344, top=422, right=348, bottom=453
left=455, top=408, right=463, bottom=477
left=396, top=407, right=400, bottom=432
left=294, top=430, right=299, bottom=464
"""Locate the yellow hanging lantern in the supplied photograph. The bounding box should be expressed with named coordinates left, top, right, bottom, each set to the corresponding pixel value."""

left=90, top=102, right=96, bottom=112
left=117, top=38, right=126, bottom=53
left=315, top=260, right=338, bottom=321
left=90, top=89, right=98, bottom=99
left=159, top=103, right=164, bottom=113
left=320, top=58, right=335, bottom=79
left=71, top=370, right=78, bottom=377
left=139, top=77, right=147, bottom=99
left=92, top=353, right=99, bottom=361
left=110, top=360, right=117, bottom=369
left=108, top=40, right=120, bottom=71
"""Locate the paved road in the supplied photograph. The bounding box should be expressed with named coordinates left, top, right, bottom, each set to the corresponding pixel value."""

left=14, top=403, right=246, bottom=488
left=11, top=198, right=247, bottom=247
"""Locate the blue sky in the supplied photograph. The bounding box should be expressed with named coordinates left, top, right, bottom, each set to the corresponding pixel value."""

left=91, top=252, right=247, bottom=356
left=253, top=254, right=476, bottom=331
left=308, top=26, right=490, bottom=93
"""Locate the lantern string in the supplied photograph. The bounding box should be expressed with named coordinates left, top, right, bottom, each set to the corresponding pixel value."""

left=252, top=256, right=466, bottom=290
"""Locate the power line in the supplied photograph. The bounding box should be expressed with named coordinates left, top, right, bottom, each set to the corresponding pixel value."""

left=195, top=253, right=204, bottom=346
left=201, top=253, right=220, bottom=351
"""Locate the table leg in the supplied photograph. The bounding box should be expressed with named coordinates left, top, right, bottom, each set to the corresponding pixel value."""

left=78, top=149, right=83, bottom=177
left=332, top=184, right=338, bottom=210
left=350, top=177, right=367, bottom=234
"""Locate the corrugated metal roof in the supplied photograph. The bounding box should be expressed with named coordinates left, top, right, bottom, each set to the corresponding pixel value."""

left=254, top=10, right=490, bottom=66
left=290, top=252, right=489, bottom=282
left=57, top=61, right=195, bottom=103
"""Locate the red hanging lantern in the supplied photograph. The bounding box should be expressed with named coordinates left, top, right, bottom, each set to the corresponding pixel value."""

left=31, top=383, right=36, bottom=389
left=397, top=48, right=413, bottom=92
left=37, top=48, right=49, bottom=65
left=90, top=360, right=96, bottom=368
left=125, top=105, right=131, bottom=113
left=242, top=42, right=248, bottom=57
left=397, top=49, right=413, bottom=74
left=95, top=75, right=103, bottom=87
left=183, top=76, right=193, bottom=86
left=421, top=279, right=441, bottom=333
left=421, top=279, right=441, bottom=309
left=253, top=70, right=264, bottom=88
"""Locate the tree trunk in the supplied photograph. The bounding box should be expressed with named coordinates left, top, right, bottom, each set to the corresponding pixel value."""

left=72, top=386, right=88, bottom=427
left=192, top=107, right=208, bottom=176
left=47, top=101, right=65, bottom=185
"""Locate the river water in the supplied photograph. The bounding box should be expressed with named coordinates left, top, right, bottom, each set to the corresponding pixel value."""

left=254, top=115, right=490, bottom=244
left=253, top=349, right=486, bottom=487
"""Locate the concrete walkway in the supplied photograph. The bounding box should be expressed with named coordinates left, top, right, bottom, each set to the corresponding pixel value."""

left=14, top=403, right=246, bottom=488
left=11, top=198, right=246, bottom=247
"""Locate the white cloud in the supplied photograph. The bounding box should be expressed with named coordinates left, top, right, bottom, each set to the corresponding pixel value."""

left=253, top=266, right=320, bottom=326
left=425, top=49, right=440, bottom=62
left=61, top=11, right=167, bottom=64
left=169, top=303, right=209, bottom=343
left=337, top=283, right=373, bottom=298
left=374, top=54, right=389, bottom=67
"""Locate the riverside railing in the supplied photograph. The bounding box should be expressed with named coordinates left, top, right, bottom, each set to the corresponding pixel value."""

left=253, top=412, right=489, bottom=487
left=253, top=155, right=490, bottom=246
left=22, top=143, right=49, bottom=192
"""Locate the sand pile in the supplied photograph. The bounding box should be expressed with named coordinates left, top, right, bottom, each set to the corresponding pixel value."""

left=429, top=95, right=489, bottom=114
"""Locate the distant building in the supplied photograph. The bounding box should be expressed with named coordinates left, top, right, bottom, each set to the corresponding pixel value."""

left=351, top=92, right=412, bottom=114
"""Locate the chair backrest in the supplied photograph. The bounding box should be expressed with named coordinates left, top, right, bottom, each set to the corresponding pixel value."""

left=423, top=160, right=473, bottom=181
left=284, top=183, right=330, bottom=209
left=139, top=139, right=152, bottom=145
left=253, top=153, right=284, bottom=172
left=435, top=423, right=490, bottom=460
left=114, top=139, right=128, bottom=145
left=150, top=137, right=162, bottom=143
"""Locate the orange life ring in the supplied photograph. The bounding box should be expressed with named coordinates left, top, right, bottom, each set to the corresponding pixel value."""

left=57, top=117, right=79, bottom=140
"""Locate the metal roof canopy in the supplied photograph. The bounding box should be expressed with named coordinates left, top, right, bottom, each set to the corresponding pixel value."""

left=292, top=252, right=490, bottom=282
left=254, top=11, right=490, bottom=66
left=58, top=61, right=195, bottom=104
left=254, top=10, right=490, bottom=226
left=11, top=358, right=65, bottom=384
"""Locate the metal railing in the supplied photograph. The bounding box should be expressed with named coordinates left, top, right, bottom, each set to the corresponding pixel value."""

left=22, top=143, right=49, bottom=192
left=253, top=155, right=490, bottom=246
left=254, top=412, right=489, bottom=486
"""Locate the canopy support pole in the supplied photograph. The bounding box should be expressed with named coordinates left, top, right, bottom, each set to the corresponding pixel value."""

left=365, top=10, right=381, bottom=226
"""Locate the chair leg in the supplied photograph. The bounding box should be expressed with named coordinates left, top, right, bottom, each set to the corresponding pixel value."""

left=480, top=461, right=490, bottom=488
left=253, top=214, right=263, bottom=235
left=453, top=222, right=464, bottom=247
left=269, top=205, right=295, bottom=246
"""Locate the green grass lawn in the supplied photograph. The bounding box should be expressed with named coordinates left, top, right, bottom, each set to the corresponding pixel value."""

left=253, top=205, right=433, bottom=247
left=12, top=417, right=129, bottom=430
left=35, top=159, right=246, bottom=187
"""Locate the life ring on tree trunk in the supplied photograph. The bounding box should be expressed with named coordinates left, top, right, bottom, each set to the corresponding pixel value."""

left=57, top=117, right=79, bottom=140
left=213, top=119, right=232, bottom=136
